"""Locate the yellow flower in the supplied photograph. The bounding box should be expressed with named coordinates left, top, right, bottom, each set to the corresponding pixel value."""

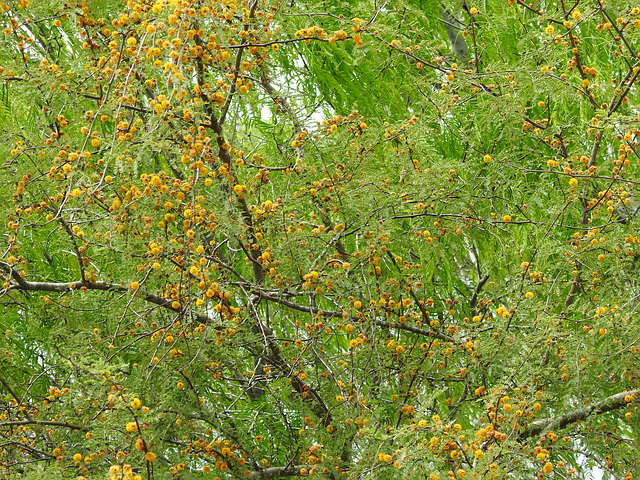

left=145, top=451, right=157, bottom=462
left=135, top=438, right=145, bottom=452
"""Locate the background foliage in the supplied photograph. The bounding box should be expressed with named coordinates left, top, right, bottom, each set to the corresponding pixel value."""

left=1, top=0, right=640, bottom=479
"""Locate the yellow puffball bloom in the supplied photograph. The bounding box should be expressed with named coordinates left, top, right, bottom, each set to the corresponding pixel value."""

left=144, top=451, right=157, bottom=462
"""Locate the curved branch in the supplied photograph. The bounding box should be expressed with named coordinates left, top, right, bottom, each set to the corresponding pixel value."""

left=520, top=389, right=640, bottom=440
left=0, top=419, right=87, bottom=431
left=248, top=465, right=313, bottom=479
left=0, top=264, right=217, bottom=326
left=256, top=290, right=454, bottom=342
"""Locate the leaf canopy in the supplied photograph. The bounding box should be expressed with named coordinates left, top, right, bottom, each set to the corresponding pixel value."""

left=1, top=0, right=640, bottom=479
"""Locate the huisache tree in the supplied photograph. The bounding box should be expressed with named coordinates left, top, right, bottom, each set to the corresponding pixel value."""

left=1, top=0, right=640, bottom=479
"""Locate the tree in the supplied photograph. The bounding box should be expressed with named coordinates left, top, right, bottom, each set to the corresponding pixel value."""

left=0, top=0, right=640, bottom=478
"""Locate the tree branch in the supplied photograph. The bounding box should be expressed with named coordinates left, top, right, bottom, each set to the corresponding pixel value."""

left=0, top=264, right=217, bottom=326
left=0, top=419, right=87, bottom=430
left=248, top=465, right=313, bottom=479
left=519, top=389, right=640, bottom=440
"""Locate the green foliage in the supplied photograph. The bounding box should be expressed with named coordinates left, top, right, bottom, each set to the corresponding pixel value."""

left=1, top=0, right=640, bottom=479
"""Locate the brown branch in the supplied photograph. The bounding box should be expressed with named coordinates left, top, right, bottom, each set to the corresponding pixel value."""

left=0, top=375, right=33, bottom=422
left=194, top=50, right=264, bottom=285
left=0, top=440, right=56, bottom=460
left=596, top=3, right=636, bottom=59
left=255, top=290, right=454, bottom=342
left=218, top=0, right=258, bottom=125
left=0, top=264, right=217, bottom=326
left=0, top=419, right=87, bottom=430
left=519, top=389, right=640, bottom=440
left=248, top=465, right=313, bottom=479
left=82, top=94, right=150, bottom=114
left=57, top=217, right=86, bottom=281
